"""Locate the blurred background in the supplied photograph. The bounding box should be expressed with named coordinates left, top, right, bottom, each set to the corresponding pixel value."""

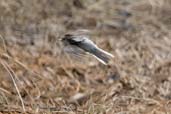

left=0, top=0, right=171, bottom=113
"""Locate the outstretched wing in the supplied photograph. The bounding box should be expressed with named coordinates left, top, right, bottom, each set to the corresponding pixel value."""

left=62, top=44, right=90, bottom=62
left=63, top=44, right=86, bottom=56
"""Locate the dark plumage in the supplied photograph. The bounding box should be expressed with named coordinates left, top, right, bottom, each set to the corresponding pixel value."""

left=61, top=33, right=114, bottom=65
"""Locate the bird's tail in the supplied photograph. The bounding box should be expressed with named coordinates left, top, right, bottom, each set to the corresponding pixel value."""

left=91, top=47, right=114, bottom=65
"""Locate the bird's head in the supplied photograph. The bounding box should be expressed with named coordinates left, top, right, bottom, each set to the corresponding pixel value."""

left=59, top=34, right=75, bottom=45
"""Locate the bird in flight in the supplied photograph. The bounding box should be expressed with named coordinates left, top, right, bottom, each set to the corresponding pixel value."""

left=60, top=32, right=114, bottom=65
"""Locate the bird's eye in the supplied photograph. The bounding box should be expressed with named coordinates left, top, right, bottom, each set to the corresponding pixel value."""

left=62, top=39, right=66, bottom=41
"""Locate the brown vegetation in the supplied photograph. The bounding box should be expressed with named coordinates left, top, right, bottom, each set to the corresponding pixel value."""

left=0, top=0, right=171, bottom=113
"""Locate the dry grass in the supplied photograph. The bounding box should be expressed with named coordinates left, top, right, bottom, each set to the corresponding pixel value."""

left=0, top=0, right=171, bottom=113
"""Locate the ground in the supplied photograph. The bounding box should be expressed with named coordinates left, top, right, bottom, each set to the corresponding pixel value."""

left=0, top=0, right=171, bottom=114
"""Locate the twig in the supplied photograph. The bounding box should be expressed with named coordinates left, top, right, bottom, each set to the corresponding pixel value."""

left=0, top=91, right=9, bottom=105
left=0, top=35, right=7, bottom=53
left=0, top=87, right=11, bottom=95
left=115, top=95, right=161, bottom=106
left=0, top=60, right=26, bottom=112
left=1, top=53, right=42, bottom=79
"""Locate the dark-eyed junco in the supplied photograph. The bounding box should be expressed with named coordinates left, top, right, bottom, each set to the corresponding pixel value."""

left=60, top=32, right=114, bottom=65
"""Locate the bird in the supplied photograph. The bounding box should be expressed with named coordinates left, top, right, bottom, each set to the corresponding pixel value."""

left=60, top=32, right=114, bottom=65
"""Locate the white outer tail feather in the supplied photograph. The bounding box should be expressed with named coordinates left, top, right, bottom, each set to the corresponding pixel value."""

left=92, top=54, right=107, bottom=65
left=91, top=47, right=114, bottom=65
left=97, top=47, right=114, bottom=58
